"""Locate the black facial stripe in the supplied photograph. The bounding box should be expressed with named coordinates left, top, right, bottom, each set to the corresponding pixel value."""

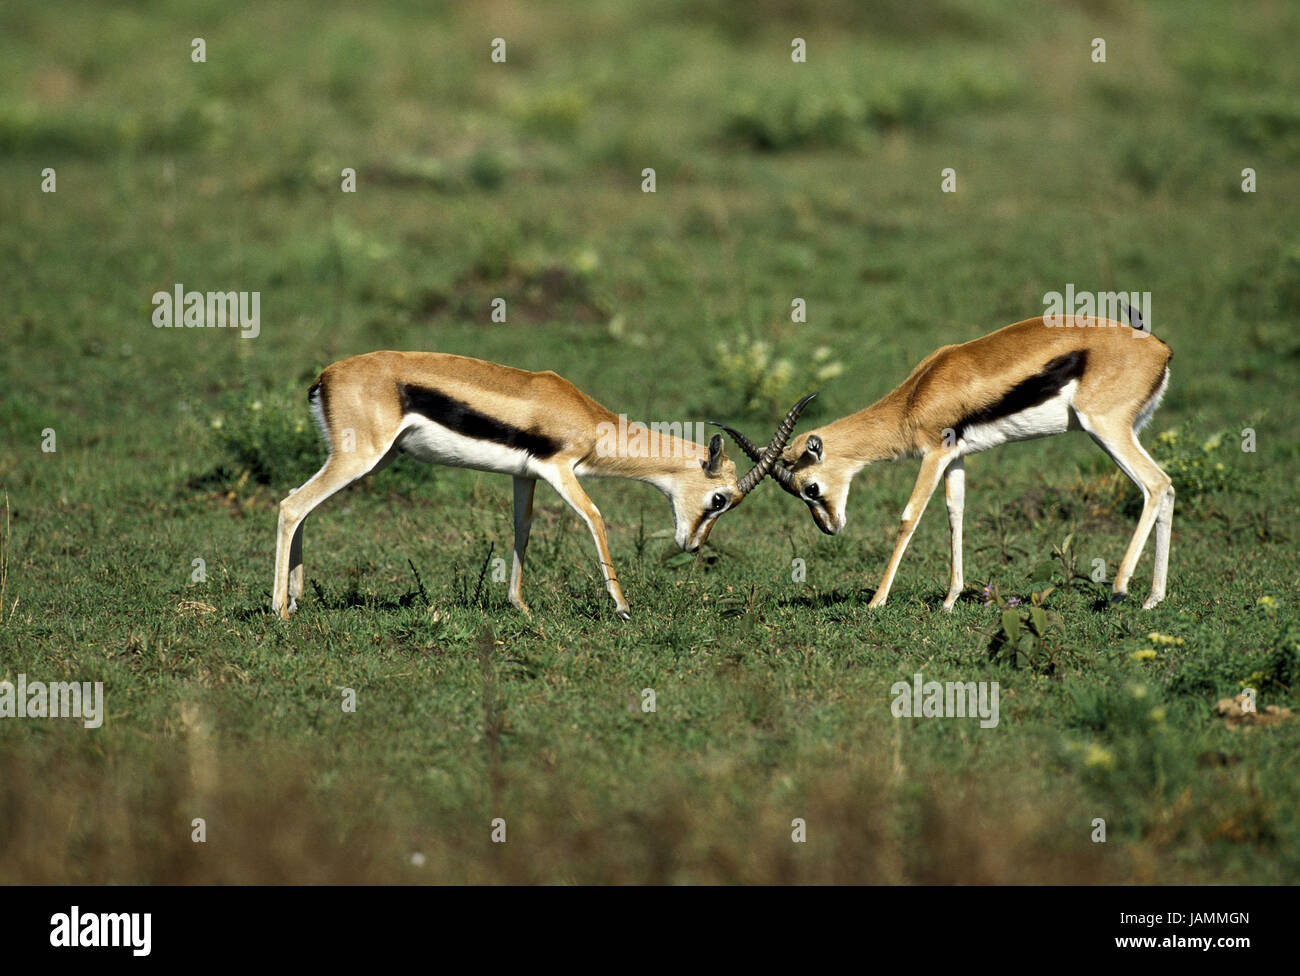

left=398, top=384, right=563, bottom=459
left=688, top=514, right=707, bottom=540
left=953, top=351, right=1088, bottom=438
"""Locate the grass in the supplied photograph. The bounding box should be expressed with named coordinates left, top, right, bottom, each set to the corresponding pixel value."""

left=0, top=0, right=1297, bottom=884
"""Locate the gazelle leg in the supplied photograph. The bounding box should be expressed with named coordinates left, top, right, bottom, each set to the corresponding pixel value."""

left=544, top=466, right=630, bottom=619
left=942, top=456, right=966, bottom=611
left=509, top=476, right=537, bottom=614
left=1147, top=482, right=1174, bottom=609
left=1080, top=418, right=1173, bottom=607
left=869, top=451, right=953, bottom=609
left=273, top=443, right=394, bottom=619
left=288, top=522, right=305, bottom=608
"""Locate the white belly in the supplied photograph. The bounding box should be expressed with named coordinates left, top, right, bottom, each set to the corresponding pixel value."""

left=958, top=380, right=1079, bottom=454
left=397, top=415, right=541, bottom=476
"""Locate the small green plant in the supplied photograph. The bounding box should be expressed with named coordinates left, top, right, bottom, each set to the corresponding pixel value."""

left=1026, top=532, right=1096, bottom=590
left=1236, top=598, right=1300, bottom=697
left=1162, top=599, right=1299, bottom=703
left=209, top=386, right=323, bottom=487
left=987, top=584, right=1075, bottom=674
left=1146, top=425, right=1243, bottom=503
left=728, top=89, right=867, bottom=151
left=726, top=55, right=1017, bottom=151
left=1258, top=594, right=1299, bottom=663
left=1076, top=424, right=1249, bottom=520
left=713, top=336, right=840, bottom=422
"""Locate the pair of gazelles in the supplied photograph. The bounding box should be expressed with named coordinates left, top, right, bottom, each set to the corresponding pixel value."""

left=272, top=315, right=1176, bottom=620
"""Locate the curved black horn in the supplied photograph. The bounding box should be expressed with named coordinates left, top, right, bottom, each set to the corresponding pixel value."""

left=712, top=420, right=797, bottom=488
left=736, top=392, right=817, bottom=495
left=707, top=421, right=764, bottom=462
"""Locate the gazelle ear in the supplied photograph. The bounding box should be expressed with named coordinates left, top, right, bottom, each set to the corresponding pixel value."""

left=702, top=432, right=725, bottom=473
left=805, top=434, right=824, bottom=462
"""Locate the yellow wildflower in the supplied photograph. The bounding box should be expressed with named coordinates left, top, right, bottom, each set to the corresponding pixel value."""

left=1085, top=744, right=1115, bottom=769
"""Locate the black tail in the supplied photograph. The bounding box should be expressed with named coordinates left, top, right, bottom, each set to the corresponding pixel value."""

left=1122, top=301, right=1147, bottom=333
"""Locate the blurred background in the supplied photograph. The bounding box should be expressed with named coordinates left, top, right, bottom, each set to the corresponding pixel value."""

left=3, top=0, right=1296, bottom=447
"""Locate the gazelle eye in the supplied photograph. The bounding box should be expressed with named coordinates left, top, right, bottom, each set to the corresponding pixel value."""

left=710, top=493, right=728, bottom=511
left=804, top=483, right=821, bottom=500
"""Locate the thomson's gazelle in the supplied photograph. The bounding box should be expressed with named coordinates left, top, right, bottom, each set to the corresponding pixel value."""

left=715, top=317, right=1175, bottom=610
left=272, top=351, right=812, bottom=620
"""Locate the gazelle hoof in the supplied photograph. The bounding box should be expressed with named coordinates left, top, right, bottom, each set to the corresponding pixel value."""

left=1141, top=594, right=1164, bottom=610
left=1110, top=592, right=1127, bottom=605
left=616, top=609, right=631, bottom=621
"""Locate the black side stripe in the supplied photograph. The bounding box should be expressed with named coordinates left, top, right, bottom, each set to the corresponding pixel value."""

left=398, top=383, right=563, bottom=459
left=954, top=351, right=1088, bottom=438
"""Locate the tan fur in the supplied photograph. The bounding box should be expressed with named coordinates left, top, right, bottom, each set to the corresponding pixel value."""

left=273, top=351, right=745, bottom=621
left=315, top=352, right=617, bottom=458
left=774, top=317, right=1175, bottom=609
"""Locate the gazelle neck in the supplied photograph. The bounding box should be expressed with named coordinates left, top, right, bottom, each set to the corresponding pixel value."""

left=579, top=435, right=707, bottom=490
left=825, top=391, right=913, bottom=469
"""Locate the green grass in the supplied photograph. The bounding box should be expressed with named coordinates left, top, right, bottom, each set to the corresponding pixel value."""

left=1, top=0, right=1297, bottom=883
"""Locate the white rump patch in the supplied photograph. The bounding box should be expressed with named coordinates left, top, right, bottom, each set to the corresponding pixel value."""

left=309, top=386, right=331, bottom=450
left=1133, top=367, right=1169, bottom=433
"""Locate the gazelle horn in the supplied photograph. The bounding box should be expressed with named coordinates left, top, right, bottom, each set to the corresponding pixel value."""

left=707, top=421, right=763, bottom=462
left=733, top=393, right=816, bottom=495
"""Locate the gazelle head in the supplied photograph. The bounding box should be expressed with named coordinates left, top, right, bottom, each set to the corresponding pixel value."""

left=710, top=415, right=851, bottom=536
left=774, top=430, right=853, bottom=535
left=672, top=394, right=816, bottom=552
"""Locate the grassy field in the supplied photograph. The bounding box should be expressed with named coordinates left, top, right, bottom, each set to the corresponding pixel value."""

left=1, top=0, right=1297, bottom=884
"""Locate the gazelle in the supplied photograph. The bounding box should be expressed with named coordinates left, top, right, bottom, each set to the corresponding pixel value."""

left=714, top=316, right=1175, bottom=610
left=271, top=350, right=812, bottom=620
